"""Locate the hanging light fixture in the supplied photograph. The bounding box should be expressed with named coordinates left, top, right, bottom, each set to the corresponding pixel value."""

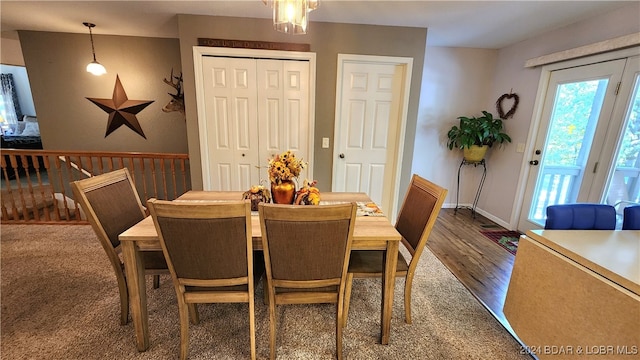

left=83, top=22, right=107, bottom=76
left=263, top=0, right=319, bottom=35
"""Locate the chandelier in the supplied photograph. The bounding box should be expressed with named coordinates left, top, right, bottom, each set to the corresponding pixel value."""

left=263, top=0, right=319, bottom=35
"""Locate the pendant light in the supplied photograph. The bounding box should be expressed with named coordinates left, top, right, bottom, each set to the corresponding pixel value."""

left=83, top=22, right=107, bottom=76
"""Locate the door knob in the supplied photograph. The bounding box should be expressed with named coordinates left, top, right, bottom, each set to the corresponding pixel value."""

left=529, top=160, right=539, bottom=166
left=339, top=153, right=345, bottom=159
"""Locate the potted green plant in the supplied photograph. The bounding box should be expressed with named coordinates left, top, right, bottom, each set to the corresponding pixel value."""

left=446, top=110, right=512, bottom=162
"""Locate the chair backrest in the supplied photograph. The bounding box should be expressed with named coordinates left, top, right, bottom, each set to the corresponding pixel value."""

left=622, top=205, right=640, bottom=230
left=395, top=174, right=448, bottom=263
left=71, top=168, right=146, bottom=255
left=545, top=203, right=616, bottom=230
left=258, top=203, right=356, bottom=291
left=147, top=199, right=253, bottom=288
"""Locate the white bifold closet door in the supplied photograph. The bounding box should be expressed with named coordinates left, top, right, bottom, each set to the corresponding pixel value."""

left=201, top=56, right=310, bottom=191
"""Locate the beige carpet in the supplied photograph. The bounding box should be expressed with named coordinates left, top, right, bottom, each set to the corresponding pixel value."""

left=1, top=224, right=530, bottom=359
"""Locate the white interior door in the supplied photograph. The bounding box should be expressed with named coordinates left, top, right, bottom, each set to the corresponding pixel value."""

left=517, top=59, right=626, bottom=231
left=332, top=54, right=412, bottom=219
left=201, top=56, right=259, bottom=191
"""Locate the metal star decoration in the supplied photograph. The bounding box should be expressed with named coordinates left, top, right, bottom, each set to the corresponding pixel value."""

left=87, top=75, right=153, bottom=138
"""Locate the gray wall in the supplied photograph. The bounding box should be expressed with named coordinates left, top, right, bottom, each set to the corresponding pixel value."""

left=416, top=47, right=498, bottom=208
left=0, top=32, right=25, bottom=66
left=177, top=15, right=427, bottom=194
left=19, top=31, right=186, bottom=153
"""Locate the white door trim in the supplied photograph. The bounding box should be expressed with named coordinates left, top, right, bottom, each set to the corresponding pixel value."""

left=193, top=46, right=316, bottom=190
left=332, top=53, right=413, bottom=221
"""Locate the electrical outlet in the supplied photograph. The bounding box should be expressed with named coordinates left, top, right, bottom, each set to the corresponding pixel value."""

left=516, top=143, right=525, bottom=153
left=322, top=137, right=330, bottom=148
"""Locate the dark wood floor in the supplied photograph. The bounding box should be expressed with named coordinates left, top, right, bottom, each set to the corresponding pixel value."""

left=427, top=207, right=521, bottom=341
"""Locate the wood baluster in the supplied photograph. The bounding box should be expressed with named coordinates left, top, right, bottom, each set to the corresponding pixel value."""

left=170, top=159, right=177, bottom=200
left=59, top=156, right=74, bottom=220
left=48, top=155, right=62, bottom=221
left=2, top=155, right=19, bottom=220
left=26, top=155, right=42, bottom=221
left=180, top=159, right=187, bottom=196
left=31, top=153, right=52, bottom=222
left=97, top=155, right=104, bottom=175
left=139, top=158, right=149, bottom=202
left=160, top=160, right=167, bottom=200
left=13, top=155, right=30, bottom=220
left=150, top=159, right=158, bottom=200
left=21, top=154, right=41, bottom=221
left=72, top=155, right=87, bottom=220
left=86, top=155, right=95, bottom=177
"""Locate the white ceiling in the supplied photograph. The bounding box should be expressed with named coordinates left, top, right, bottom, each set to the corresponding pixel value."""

left=0, top=1, right=632, bottom=49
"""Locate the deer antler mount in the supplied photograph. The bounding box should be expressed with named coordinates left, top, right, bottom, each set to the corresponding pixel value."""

left=163, top=68, right=185, bottom=116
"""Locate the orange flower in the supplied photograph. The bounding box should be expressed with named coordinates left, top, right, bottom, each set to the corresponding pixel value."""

left=268, top=150, right=307, bottom=184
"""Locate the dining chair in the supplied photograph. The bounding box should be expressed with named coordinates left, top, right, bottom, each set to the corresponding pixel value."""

left=258, top=202, right=357, bottom=360
left=70, top=168, right=167, bottom=326
left=622, top=204, right=640, bottom=230
left=343, top=174, right=447, bottom=326
left=544, top=203, right=616, bottom=230
left=147, top=199, right=256, bottom=360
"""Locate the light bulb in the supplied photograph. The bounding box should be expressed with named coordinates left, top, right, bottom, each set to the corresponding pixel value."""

left=87, top=61, right=107, bottom=76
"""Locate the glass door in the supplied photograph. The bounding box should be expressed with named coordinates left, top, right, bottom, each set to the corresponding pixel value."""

left=518, top=59, right=626, bottom=231
left=602, top=56, right=640, bottom=227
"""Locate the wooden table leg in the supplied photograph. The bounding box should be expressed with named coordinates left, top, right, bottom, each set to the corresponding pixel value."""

left=122, top=241, right=150, bottom=351
left=380, top=240, right=399, bottom=345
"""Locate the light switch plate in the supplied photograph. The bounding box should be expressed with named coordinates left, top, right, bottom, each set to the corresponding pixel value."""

left=322, top=137, right=330, bottom=148
left=516, top=143, right=525, bottom=153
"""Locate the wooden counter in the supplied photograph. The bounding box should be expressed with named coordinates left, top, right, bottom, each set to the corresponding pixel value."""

left=504, top=230, right=640, bottom=359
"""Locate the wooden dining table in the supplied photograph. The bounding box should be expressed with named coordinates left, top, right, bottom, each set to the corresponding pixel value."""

left=119, top=191, right=402, bottom=351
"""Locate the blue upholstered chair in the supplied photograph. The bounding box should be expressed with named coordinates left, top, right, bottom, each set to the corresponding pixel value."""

left=544, top=203, right=616, bottom=230
left=622, top=205, right=640, bottom=230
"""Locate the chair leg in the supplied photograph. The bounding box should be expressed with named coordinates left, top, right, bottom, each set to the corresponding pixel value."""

left=117, top=270, right=129, bottom=325
left=336, top=295, right=344, bottom=360
left=153, top=275, right=160, bottom=289
left=188, top=303, right=200, bottom=325
left=341, top=273, right=354, bottom=328
left=249, top=292, right=256, bottom=360
left=268, top=288, right=277, bottom=360
left=178, top=299, right=190, bottom=360
left=404, top=273, right=414, bottom=324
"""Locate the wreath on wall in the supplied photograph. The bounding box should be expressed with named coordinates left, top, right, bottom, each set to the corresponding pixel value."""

left=495, top=91, right=519, bottom=119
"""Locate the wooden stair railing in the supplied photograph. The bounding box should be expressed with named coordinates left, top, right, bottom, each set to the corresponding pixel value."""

left=1, top=149, right=190, bottom=224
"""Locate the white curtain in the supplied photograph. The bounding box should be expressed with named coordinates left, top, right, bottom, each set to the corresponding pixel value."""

left=1, top=73, right=22, bottom=125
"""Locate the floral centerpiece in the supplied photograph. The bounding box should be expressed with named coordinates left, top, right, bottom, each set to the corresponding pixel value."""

left=267, top=150, right=307, bottom=204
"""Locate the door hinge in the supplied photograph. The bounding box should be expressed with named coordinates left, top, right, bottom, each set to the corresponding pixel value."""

left=615, top=82, right=621, bottom=95
left=593, top=162, right=599, bottom=173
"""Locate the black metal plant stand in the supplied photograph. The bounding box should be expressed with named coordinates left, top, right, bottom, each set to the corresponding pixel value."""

left=454, top=158, right=487, bottom=218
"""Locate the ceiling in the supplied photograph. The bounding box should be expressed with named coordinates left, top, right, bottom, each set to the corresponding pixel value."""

left=0, top=1, right=632, bottom=49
